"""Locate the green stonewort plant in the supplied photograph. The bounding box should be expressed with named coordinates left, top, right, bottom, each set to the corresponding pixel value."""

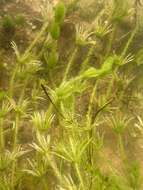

left=0, top=0, right=143, bottom=189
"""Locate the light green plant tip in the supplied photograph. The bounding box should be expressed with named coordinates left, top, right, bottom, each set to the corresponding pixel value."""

left=54, top=2, right=66, bottom=24
left=50, top=22, right=60, bottom=40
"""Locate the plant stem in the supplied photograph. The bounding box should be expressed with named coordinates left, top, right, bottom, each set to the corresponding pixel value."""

left=9, top=22, right=48, bottom=98
left=11, top=113, right=20, bottom=190
left=9, top=62, right=19, bottom=98
left=75, top=163, right=84, bottom=190
left=86, top=82, right=97, bottom=190
left=121, top=27, right=137, bottom=58
left=23, top=23, right=48, bottom=57
left=45, top=153, right=72, bottom=190
left=80, top=45, right=95, bottom=72
left=106, top=69, right=118, bottom=99
left=19, top=76, right=29, bottom=104
left=11, top=76, right=29, bottom=189
left=0, top=118, right=4, bottom=152
left=118, top=134, right=125, bottom=160
left=13, top=75, right=29, bottom=150
left=62, top=47, right=78, bottom=82
left=105, top=23, right=117, bottom=57
left=86, top=83, right=97, bottom=126
left=121, top=0, right=139, bottom=59
left=13, top=113, right=20, bottom=151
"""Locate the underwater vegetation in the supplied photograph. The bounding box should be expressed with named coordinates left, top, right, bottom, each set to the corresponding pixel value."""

left=0, top=0, right=143, bottom=189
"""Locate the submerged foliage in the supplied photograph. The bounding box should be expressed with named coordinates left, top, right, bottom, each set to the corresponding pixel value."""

left=0, top=0, right=143, bottom=189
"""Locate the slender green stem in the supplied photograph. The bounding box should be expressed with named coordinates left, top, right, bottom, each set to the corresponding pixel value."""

left=106, top=75, right=114, bottom=98
left=86, top=82, right=97, bottom=190
left=0, top=118, right=4, bottom=152
left=80, top=45, right=95, bottom=73
left=106, top=24, right=138, bottom=102
left=23, top=23, right=48, bottom=57
left=106, top=69, right=118, bottom=99
left=121, top=0, right=139, bottom=59
left=11, top=76, right=29, bottom=189
left=13, top=76, right=29, bottom=150
left=121, top=27, right=137, bottom=58
left=45, top=153, right=73, bottom=190
left=9, top=23, right=48, bottom=98
left=118, top=134, right=125, bottom=160
left=86, top=83, right=97, bottom=126
left=105, top=23, right=117, bottom=57
left=62, top=47, right=78, bottom=82
left=18, top=76, right=29, bottom=104
left=11, top=113, right=20, bottom=189
left=75, top=163, right=84, bottom=190
left=9, top=62, right=19, bottom=98
left=13, top=114, right=20, bottom=151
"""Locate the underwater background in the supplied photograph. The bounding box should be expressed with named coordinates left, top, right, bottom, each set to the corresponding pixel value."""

left=0, top=0, right=143, bottom=189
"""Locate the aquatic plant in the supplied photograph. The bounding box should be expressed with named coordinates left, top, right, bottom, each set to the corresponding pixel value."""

left=0, top=0, right=143, bottom=189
